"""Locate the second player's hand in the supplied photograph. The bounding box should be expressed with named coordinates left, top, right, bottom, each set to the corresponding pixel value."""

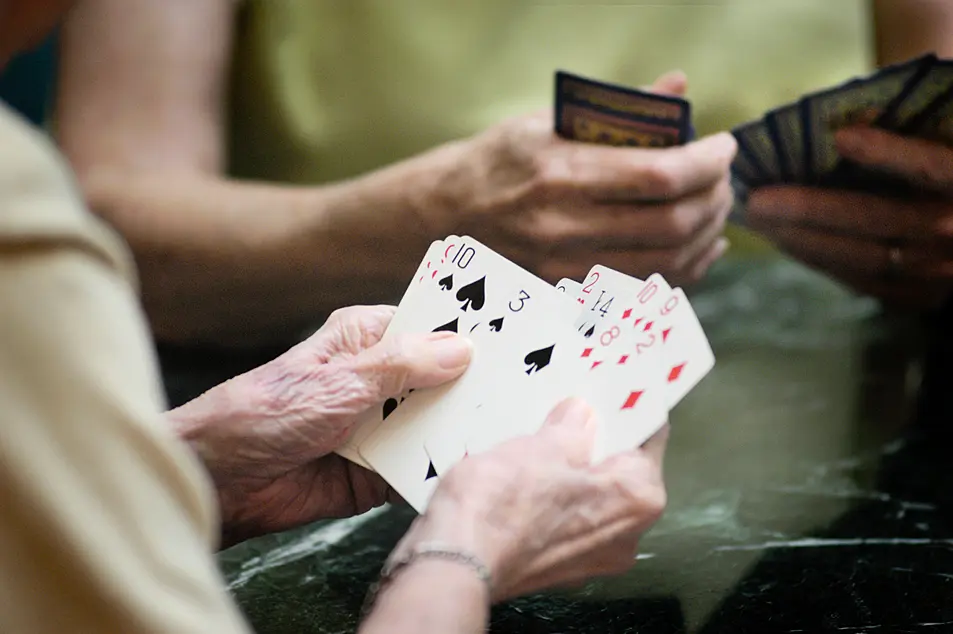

left=425, top=73, right=737, bottom=287
left=747, top=126, right=953, bottom=311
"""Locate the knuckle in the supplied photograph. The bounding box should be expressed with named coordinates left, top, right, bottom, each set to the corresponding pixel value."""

left=665, top=204, right=701, bottom=242
left=639, top=483, right=668, bottom=521
left=369, top=339, right=413, bottom=397
left=639, top=161, right=678, bottom=198
left=531, top=152, right=572, bottom=197
left=923, top=153, right=950, bottom=186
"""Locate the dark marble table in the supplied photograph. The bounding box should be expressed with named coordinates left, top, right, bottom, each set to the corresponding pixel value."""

left=217, top=257, right=953, bottom=633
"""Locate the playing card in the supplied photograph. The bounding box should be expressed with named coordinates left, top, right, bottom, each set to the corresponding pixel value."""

left=765, top=103, right=804, bottom=182
left=555, top=70, right=692, bottom=148
left=334, top=239, right=448, bottom=469
left=730, top=143, right=767, bottom=188
left=731, top=119, right=781, bottom=182
left=652, top=288, right=716, bottom=409
left=582, top=274, right=672, bottom=460
left=574, top=264, right=644, bottom=341
left=801, top=57, right=930, bottom=182
left=359, top=237, right=581, bottom=511
left=913, top=89, right=953, bottom=145
left=556, top=102, right=687, bottom=148
left=555, top=277, right=584, bottom=308
left=876, top=54, right=944, bottom=131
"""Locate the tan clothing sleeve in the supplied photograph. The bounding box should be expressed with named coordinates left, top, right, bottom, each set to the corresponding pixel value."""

left=0, top=104, right=251, bottom=633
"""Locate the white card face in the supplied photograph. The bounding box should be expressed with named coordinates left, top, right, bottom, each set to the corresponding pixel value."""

left=334, top=239, right=449, bottom=468
left=582, top=273, right=672, bottom=460
left=654, top=288, right=716, bottom=409
left=443, top=299, right=588, bottom=468
left=359, top=237, right=580, bottom=511
left=574, top=265, right=644, bottom=340
left=555, top=277, right=584, bottom=309
left=466, top=274, right=673, bottom=464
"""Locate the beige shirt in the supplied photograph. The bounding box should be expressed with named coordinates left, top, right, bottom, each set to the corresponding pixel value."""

left=0, top=103, right=250, bottom=633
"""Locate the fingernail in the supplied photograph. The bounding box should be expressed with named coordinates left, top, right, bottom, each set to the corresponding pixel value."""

left=711, top=132, right=739, bottom=158
left=716, top=236, right=731, bottom=256
left=549, top=398, right=596, bottom=428
left=425, top=332, right=473, bottom=369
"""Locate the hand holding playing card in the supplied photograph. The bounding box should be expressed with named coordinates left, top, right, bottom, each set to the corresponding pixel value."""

left=426, top=72, right=735, bottom=287
left=167, top=305, right=472, bottom=545
left=387, top=399, right=669, bottom=603
left=747, top=126, right=953, bottom=310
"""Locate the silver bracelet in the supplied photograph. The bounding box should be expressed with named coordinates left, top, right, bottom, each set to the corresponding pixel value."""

left=361, top=542, right=492, bottom=618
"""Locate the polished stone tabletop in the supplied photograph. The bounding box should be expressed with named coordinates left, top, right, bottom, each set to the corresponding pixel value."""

left=217, top=257, right=953, bottom=633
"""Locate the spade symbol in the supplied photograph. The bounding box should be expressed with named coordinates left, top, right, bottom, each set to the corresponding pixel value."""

left=432, top=318, right=459, bottom=333
left=425, top=461, right=438, bottom=480
left=524, top=344, right=555, bottom=375
left=438, top=274, right=453, bottom=291
left=456, top=276, right=486, bottom=312
left=584, top=325, right=595, bottom=338
left=382, top=397, right=399, bottom=420
left=489, top=316, right=504, bottom=332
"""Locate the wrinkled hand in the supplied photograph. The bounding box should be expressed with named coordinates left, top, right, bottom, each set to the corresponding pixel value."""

left=748, top=126, right=953, bottom=311
left=432, top=72, right=736, bottom=286
left=168, top=305, right=472, bottom=546
left=389, top=399, right=669, bottom=602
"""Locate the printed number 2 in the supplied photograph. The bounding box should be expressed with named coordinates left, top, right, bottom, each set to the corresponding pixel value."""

left=581, top=272, right=600, bottom=295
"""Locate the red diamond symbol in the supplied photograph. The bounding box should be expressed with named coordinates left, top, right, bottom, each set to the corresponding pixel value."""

left=622, top=308, right=632, bottom=319
left=633, top=317, right=643, bottom=326
left=662, top=327, right=672, bottom=342
left=621, top=391, right=643, bottom=410
left=667, top=363, right=685, bottom=382
left=590, top=361, right=603, bottom=370
left=581, top=347, right=593, bottom=358
left=431, top=270, right=438, bottom=279
left=618, top=354, right=629, bottom=365
left=642, top=320, right=654, bottom=332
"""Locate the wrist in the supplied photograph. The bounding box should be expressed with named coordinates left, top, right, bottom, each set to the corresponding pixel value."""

left=396, top=496, right=509, bottom=595
left=165, top=375, right=259, bottom=538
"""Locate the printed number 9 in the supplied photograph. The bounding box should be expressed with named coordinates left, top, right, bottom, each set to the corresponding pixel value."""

left=659, top=295, right=679, bottom=316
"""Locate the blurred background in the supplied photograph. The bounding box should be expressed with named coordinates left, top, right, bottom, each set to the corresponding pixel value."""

left=0, top=34, right=57, bottom=126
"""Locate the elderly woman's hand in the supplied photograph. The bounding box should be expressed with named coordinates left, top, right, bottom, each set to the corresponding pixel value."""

left=387, top=398, right=669, bottom=602
left=167, top=305, right=472, bottom=546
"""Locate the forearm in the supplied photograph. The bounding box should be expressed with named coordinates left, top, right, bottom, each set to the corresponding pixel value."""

left=359, top=560, right=489, bottom=634
left=80, top=141, right=467, bottom=347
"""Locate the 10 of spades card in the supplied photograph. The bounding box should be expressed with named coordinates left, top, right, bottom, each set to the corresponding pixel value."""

left=335, top=237, right=717, bottom=513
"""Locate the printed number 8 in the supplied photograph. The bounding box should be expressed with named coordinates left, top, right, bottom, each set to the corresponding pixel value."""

left=600, top=326, right=620, bottom=347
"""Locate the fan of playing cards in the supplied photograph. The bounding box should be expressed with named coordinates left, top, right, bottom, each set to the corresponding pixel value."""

left=730, top=53, right=953, bottom=197
left=335, top=237, right=715, bottom=512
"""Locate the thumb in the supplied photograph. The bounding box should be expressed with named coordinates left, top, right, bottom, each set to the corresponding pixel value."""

left=537, top=398, right=599, bottom=467
left=646, top=70, right=687, bottom=97
left=344, top=331, right=472, bottom=403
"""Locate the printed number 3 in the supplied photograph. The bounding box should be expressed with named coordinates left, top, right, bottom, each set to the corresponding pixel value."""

left=509, top=290, right=530, bottom=312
